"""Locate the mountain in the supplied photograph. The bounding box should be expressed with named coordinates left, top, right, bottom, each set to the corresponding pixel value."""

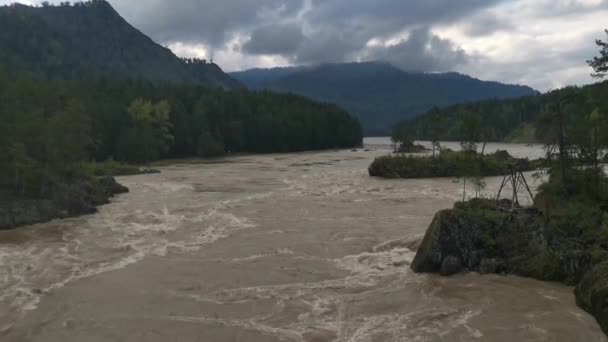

left=0, top=0, right=241, bottom=89
left=400, top=80, right=608, bottom=143
left=230, top=62, right=538, bottom=135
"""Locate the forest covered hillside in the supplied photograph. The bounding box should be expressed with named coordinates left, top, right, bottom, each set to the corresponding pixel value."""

left=0, top=0, right=241, bottom=89
left=230, top=62, right=537, bottom=135
left=0, top=1, right=364, bottom=228
left=400, top=80, right=608, bottom=143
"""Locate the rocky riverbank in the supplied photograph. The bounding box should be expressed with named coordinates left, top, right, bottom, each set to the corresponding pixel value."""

left=0, top=176, right=128, bottom=230
left=411, top=198, right=608, bottom=335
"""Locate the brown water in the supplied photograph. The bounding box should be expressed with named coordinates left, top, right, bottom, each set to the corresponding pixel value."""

left=0, top=138, right=605, bottom=341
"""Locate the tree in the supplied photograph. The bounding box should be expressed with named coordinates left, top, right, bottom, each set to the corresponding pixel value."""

left=127, top=98, right=173, bottom=163
left=460, top=111, right=481, bottom=153
left=45, top=99, right=91, bottom=166
left=535, top=92, right=578, bottom=194
left=8, top=143, right=35, bottom=196
left=588, top=29, right=608, bottom=78
left=391, top=123, right=415, bottom=152
left=429, top=107, right=442, bottom=158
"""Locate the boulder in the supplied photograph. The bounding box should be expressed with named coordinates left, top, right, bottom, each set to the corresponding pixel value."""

left=576, top=261, right=608, bottom=334
left=440, top=255, right=463, bottom=276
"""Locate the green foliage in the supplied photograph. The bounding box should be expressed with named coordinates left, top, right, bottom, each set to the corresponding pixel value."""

left=76, top=159, right=156, bottom=177
left=368, top=150, right=537, bottom=179
left=391, top=123, right=415, bottom=151
left=402, top=80, right=608, bottom=143
left=535, top=168, right=608, bottom=212
left=125, top=98, right=173, bottom=162
left=0, top=71, right=363, bottom=202
left=588, top=29, right=608, bottom=78
left=429, top=107, right=443, bottom=157
left=460, top=111, right=482, bottom=152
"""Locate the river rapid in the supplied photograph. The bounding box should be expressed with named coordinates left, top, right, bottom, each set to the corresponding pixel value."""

left=0, top=138, right=605, bottom=341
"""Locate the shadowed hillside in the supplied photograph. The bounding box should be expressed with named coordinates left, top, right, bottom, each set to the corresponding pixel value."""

left=0, top=0, right=241, bottom=89
left=231, top=62, right=537, bottom=135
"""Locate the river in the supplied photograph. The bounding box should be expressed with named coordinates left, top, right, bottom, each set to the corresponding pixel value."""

left=0, top=138, right=605, bottom=341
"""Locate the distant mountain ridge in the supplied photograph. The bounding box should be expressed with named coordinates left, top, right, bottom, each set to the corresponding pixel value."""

left=231, top=62, right=538, bottom=135
left=0, top=0, right=241, bottom=89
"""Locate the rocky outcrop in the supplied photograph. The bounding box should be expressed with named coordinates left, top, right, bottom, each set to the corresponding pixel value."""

left=411, top=199, right=608, bottom=335
left=0, top=176, right=128, bottom=230
left=576, top=261, right=608, bottom=334
left=411, top=199, right=550, bottom=279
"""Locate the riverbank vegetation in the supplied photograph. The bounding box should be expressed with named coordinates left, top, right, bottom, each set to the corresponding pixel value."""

left=371, top=102, right=544, bottom=180
left=368, top=150, right=539, bottom=179
left=411, top=29, right=608, bottom=334
left=412, top=167, right=608, bottom=332
left=0, top=0, right=364, bottom=230
left=0, top=71, right=362, bottom=229
left=396, top=31, right=608, bottom=143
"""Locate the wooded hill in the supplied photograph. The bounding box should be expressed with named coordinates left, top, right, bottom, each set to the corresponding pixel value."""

left=0, top=71, right=362, bottom=208
left=0, top=1, right=364, bottom=227
left=0, top=0, right=241, bottom=89
left=231, top=62, right=537, bottom=135
left=398, top=80, right=608, bottom=143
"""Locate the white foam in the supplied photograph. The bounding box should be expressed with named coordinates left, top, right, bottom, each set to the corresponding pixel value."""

left=0, top=203, right=259, bottom=323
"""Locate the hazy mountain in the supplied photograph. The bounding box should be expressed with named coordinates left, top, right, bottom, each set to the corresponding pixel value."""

left=231, top=62, right=537, bottom=135
left=0, top=0, right=241, bottom=89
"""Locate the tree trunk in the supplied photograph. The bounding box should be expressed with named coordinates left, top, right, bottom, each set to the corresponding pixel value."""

left=558, top=105, right=568, bottom=193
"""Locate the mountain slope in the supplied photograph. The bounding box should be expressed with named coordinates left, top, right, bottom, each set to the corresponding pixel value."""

left=0, top=0, right=241, bottom=89
left=231, top=62, right=537, bottom=135
left=401, top=80, right=608, bottom=142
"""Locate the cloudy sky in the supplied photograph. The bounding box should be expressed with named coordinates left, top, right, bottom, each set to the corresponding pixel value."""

left=3, top=0, right=607, bottom=90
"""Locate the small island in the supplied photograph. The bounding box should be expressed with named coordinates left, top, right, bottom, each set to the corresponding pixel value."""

left=369, top=149, right=540, bottom=179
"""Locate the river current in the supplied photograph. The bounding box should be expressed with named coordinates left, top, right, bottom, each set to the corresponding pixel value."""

left=0, top=138, right=605, bottom=341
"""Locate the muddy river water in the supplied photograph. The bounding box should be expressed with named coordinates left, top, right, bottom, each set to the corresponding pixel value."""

left=0, top=138, right=605, bottom=341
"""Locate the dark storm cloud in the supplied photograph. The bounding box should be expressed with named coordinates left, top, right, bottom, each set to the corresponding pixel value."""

left=108, top=0, right=506, bottom=67
left=114, top=0, right=305, bottom=47
left=462, top=14, right=514, bottom=37
left=364, top=27, right=469, bottom=72
left=308, top=0, right=506, bottom=28
left=242, top=22, right=305, bottom=55
left=8, top=0, right=607, bottom=87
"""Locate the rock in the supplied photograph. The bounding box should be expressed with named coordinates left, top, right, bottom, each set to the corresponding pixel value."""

left=396, top=144, right=428, bottom=153
left=480, top=259, right=500, bottom=274
left=98, top=176, right=129, bottom=196
left=303, top=328, right=338, bottom=342
left=411, top=208, right=490, bottom=274
left=63, top=319, right=74, bottom=329
left=575, top=261, right=608, bottom=335
left=0, top=176, right=129, bottom=230
left=440, top=255, right=463, bottom=276
left=493, top=150, right=513, bottom=160
left=410, top=198, right=608, bottom=336
left=411, top=199, right=546, bottom=278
